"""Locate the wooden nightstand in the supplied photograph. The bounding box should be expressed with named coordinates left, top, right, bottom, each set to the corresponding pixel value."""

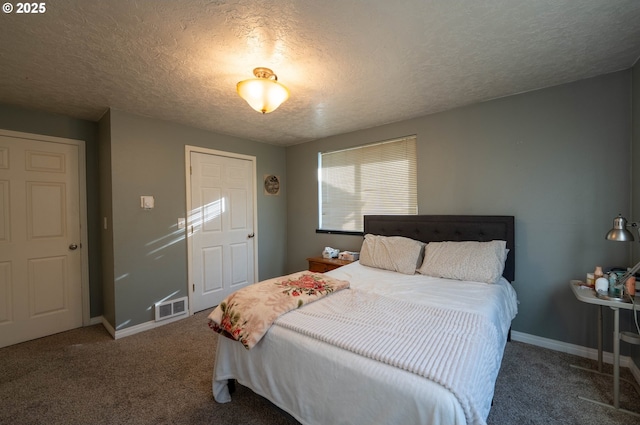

left=306, top=256, right=353, bottom=273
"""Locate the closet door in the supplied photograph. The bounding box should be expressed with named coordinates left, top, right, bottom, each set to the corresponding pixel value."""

left=188, top=149, right=256, bottom=312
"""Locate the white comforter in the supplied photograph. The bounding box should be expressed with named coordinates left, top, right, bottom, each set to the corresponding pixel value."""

left=213, top=261, right=518, bottom=425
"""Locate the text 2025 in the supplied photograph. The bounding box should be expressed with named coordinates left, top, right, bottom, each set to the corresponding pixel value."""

left=16, top=2, right=46, bottom=13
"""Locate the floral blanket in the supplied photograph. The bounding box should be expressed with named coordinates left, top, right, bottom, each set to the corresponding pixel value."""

left=207, top=271, right=350, bottom=349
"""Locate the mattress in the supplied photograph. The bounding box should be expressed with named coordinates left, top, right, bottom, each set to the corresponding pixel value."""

left=213, top=261, right=518, bottom=425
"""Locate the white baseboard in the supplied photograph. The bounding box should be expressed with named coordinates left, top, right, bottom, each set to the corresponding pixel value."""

left=511, top=330, right=640, bottom=385
left=96, top=313, right=189, bottom=340
left=100, top=317, right=115, bottom=338
left=89, top=316, right=103, bottom=326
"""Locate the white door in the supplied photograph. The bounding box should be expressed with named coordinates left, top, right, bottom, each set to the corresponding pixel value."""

left=188, top=149, right=257, bottom=312
left=0, top=134, right=83, bottom=348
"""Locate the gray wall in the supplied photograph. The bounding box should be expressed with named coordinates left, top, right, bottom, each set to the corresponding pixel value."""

left=102, top=109, right=287, bottom=330
left=98, top=110, right=115, bottom=325
left=286, top=71, right=634, bottom=353
left=631, top=59, right=640, bottom=365
left=0, top=103, right=103, bottom=317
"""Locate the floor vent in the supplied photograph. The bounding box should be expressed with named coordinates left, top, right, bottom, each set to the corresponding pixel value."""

left=155, top=297, right=188, bottom=322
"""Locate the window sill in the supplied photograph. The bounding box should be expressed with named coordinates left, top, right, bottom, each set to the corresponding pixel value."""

left=315, top=229, right=364, bottom=236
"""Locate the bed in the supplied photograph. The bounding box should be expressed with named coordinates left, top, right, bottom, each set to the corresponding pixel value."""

left=210, top=215, right=517, bottom=425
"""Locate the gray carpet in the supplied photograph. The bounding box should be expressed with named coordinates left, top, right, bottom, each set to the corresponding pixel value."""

left=1, top=309, right=639, bottom=425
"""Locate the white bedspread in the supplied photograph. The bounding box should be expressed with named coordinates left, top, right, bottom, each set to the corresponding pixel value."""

left=213, top=261, right=518, bottom=425
left=275, top=289, right=499, bottom=425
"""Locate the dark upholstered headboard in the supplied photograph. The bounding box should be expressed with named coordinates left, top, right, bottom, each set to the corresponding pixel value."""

left=363, top=215, right=515, bottom=282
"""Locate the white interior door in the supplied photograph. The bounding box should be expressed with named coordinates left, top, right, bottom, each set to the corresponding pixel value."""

left=0, top=133, right=83, bottom=348
left=188, top=149, right=257, bottom=312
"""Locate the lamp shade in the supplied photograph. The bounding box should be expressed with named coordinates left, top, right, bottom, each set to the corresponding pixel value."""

left=237, top=68, right=289, bottom=114
left=605, top=214, right=635, bottom=241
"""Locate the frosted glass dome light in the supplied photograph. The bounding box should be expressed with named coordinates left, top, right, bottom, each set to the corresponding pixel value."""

left=237, top=67, right=290, bottom=114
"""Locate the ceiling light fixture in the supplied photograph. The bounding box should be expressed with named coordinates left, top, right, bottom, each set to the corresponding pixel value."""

left=237, top=67, right=290, bottom=114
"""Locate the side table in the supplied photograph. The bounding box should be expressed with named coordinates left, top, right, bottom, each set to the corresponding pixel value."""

left=307, top=256, right=353, bottom=273
left=569, top=280, right=640, bottom=416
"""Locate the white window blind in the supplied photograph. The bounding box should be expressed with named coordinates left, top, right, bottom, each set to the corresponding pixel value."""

left=318, top=135, right=417, bottom=232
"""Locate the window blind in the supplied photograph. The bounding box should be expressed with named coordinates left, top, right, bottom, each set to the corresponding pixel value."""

left=318, top=135, right=417, bottom=232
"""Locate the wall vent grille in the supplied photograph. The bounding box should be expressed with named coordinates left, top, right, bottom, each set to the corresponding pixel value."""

left=155, top=297, right=189, bottom=322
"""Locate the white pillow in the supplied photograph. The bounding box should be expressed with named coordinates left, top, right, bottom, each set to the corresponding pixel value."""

left=417, top=240, right=507, bottom=284
left=360, top=234, right=425, bottom=275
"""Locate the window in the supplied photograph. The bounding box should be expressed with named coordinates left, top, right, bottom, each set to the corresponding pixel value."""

left=318, top=135, right=417, bottom=233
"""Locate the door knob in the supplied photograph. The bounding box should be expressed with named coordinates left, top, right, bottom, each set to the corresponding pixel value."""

left=247, top=233, right=255, bottom=238
left=69, top=244, right=78, bottom=250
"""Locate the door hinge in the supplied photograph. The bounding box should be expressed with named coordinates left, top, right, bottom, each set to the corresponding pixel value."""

left=190, top=166, right=192, bottom=175
left=192, top=283, right=195, bottom=292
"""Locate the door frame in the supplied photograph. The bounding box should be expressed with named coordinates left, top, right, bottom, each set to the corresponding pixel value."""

left=0, top=129, right=90, bottom=326
left=184, top=145, right=258, bottom=314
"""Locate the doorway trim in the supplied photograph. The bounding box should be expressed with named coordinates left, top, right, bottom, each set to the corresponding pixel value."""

left=184, top=145, right=258, bottom=314
left=0, top=128, right=89, bottom=326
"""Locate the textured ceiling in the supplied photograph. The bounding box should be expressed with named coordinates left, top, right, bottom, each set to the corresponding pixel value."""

left=1, top=0, right=639, bottom=146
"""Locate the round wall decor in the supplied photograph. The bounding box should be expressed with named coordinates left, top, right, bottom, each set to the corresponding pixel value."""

left=264, top=174, right=280, bottom=195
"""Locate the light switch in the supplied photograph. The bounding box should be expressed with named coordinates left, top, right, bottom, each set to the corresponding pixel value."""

left=141, top=196, right=155, bottom=209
